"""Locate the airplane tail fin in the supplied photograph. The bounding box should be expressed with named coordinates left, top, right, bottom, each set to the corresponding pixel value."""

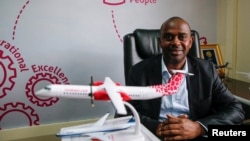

left=150, top=73, right=185, bottom=96
left=163, top=73, right=185, bottom=96
left=93, top=113, right=110, bottom=127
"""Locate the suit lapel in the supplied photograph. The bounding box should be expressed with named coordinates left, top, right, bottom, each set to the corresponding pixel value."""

left=148, top=55, right=162, bottom=85
left=187, top=58, right=201, bottom=119
left=147, top=55, right=162, bottom=118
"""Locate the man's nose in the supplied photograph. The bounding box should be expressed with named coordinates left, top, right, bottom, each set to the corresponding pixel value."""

left=171, top=36, right=181, bottom=46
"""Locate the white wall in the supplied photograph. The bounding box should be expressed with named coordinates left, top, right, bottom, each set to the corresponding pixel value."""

left=0, top=0, right=217, bottom=130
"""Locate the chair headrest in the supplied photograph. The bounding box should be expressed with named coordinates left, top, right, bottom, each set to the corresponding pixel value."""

left=133, top=29, right=200, bottom=59
left=133, top=29, right=162, bottom=59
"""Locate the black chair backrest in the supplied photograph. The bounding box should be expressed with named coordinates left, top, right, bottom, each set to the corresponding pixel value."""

left=123, top=29, right=200, bottom=84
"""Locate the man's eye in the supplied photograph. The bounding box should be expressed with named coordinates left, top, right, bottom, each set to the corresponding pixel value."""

left=178, top=35, right=187, bottom=41
left=165, top=35, right=173, bottom=41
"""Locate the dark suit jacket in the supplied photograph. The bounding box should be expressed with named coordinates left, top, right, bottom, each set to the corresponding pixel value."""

left=124, top=54, right=245, bottom=140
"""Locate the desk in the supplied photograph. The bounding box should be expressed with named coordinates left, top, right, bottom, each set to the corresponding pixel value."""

left=223, top=78, right=250, bottom=120
left=223, top=78, right=250, bottom=102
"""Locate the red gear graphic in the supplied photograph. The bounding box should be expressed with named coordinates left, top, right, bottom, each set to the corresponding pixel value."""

left=0, top=102, right=39, bottom=130
left=0, top=50, right=17, bottom=98
left=26, top=73, right=60, bottom=107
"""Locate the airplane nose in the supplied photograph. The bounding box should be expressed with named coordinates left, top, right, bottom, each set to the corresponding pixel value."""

left=35, top=89, right=47, bottom=96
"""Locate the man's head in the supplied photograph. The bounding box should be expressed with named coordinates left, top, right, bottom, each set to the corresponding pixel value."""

left=159, top=16, right=193, bottom=69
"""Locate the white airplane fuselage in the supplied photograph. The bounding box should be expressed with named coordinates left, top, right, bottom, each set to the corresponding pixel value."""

left=36, top=84, right=170, bottom=101
left=57, top=122, right=135, bottom=137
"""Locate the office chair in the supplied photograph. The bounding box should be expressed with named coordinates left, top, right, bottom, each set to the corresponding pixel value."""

left=123, top=29, right=201, bottom=84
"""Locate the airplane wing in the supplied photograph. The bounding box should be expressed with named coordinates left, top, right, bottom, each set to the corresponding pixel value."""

left=61, top=132, right=110, bottom=141
left=103, top=77, right=127, bottom=115
left=171, top=69, right=194, bottom=76
left=58, top=113, right=109, bottom=137
left=58, top=115, right=135, bottom=139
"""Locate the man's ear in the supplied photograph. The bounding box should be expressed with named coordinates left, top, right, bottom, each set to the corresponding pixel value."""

left=190, top=35, right=194, bottom=48
left=158, top=37, right=161, bottom=46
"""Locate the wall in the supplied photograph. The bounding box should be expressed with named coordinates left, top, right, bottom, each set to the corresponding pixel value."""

left=0, top=0, right=217, bottom=139
left=217, top=0, right=250, bottom=82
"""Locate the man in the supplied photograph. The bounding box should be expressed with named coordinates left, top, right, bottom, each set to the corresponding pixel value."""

left=119, top=17, right=245, bottom=140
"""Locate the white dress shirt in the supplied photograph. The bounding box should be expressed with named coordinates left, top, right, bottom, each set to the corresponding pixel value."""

left=158, top=57, right=190, bottom=121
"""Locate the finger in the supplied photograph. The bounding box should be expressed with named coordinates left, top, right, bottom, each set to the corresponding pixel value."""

left=156, top=129, right=162, bottom=137
left=166, top=115, right=180, bottom=124
left=161, top=120, right=169, bottom=126
left=164, top=135, right=184, bottom=141
left=156, top=123, right=165, bottom=136
left=161, top=122, right=181, bottom=131
left=177, top=114, right=188, bottom=118
left=166, top=114, right=176, bottom=119
left=165, top=128, right=179, bottom=134
left=157, top=122, right=163, bottom=128
left=161, top=128, right=181, bottom=137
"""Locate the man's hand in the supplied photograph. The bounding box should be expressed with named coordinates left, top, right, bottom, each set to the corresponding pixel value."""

left=156, top=114, right=205, bottom=141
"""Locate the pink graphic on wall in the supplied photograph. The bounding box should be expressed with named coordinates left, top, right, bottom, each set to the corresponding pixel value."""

left=0, top=0, right=72, bottom=130
left=26, top=73, right=60, bottom=107
left=111, top=10, right=123, bottom=42
left=0, top=102, right=39, bottom=130
left=103, top=0, right=125, bottom=5
left=107, top=0, right=158, bottom=43
left=12, top=0, right=30, bottom=40
left=199, top=37, right=208, bottom=45
left=0, top=50, right=17, bottom=98
left=1, top=0, right=160, bottom=130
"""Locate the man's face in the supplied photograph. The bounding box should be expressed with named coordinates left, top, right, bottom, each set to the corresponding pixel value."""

left=160, top=20, right=193, bottom=64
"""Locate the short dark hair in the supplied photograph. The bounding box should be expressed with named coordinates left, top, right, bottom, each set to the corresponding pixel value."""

left=160, top=16, right=191, bottom=34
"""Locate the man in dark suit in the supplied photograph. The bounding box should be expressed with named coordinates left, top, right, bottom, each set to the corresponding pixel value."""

left=121, top=17, right=245, bottom=140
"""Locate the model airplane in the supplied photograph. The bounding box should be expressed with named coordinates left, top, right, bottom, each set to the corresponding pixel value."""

left=35, top=70, right=193, bottom=115
left=58, top=113, right=146, bottom=141
left=57, top=113, right=134, bottom=137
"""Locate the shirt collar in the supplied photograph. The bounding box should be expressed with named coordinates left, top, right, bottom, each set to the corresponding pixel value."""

left=161, top=55, right=188, bottom=78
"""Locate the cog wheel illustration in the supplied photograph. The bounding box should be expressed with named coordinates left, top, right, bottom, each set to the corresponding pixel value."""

left=26, top=73, right=60, bottom=107
left=0, top=50, right=17, bottom=98
left=0, top=102, right=39, bottom=130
